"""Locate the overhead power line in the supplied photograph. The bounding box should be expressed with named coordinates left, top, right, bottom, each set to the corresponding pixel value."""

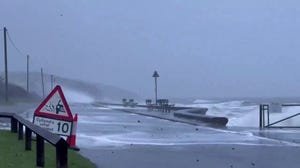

left=6, top=30, right=27, bottom=56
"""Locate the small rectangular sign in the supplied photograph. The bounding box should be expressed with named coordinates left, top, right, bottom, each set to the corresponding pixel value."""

left=33, top=116, right=72, bottom=136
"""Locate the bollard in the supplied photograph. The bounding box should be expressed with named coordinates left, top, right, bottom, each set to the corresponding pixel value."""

left=36, top=135, right=45, bottom=167
left=25, top=127, right=32, bottom=151
left=11, top=118, right=18, bottom=133
left=56, top=140, right=68, bottom=168
left=18, top=123, right=23, bottom=140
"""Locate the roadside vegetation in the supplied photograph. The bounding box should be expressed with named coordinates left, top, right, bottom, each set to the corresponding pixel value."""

left=0, top=130, right=96, bottom=168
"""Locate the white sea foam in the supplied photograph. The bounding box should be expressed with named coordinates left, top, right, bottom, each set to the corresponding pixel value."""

left=193, top=99, right=215, bottom=104
left=186, top=100, right=300, bottom=127
left=74, top=100, right=300, bottom=148
left=183, top=100, right=258, bottom=126
left=76, top=131, right=296, bottom=148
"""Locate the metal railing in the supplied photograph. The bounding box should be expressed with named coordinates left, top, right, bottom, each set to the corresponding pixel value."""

left=0, top=112, right=69, bottom=168
left=259, top=104, right=300, bottom=129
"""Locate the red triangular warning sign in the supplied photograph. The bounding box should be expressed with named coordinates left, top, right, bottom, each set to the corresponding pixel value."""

left=34, top=85, right=73, bottom=121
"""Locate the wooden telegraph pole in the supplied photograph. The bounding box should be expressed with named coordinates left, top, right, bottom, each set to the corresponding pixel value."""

left=41, top=68, right=45, bottom=98
left=3, top=27, right=8, bottom=102
left=27, top=55, right=29, bottom=93
left=51, top=75, right=54, bottom=90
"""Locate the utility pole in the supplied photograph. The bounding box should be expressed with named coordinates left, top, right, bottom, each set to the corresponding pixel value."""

left=53, top=76, right=55, bottom=87
left=27, top=55, right=29, bottom=93
left=50, top=74, right=54, bottom=90
left=152, top=70, right=159, bottom=105
left=3, top=27, right=8, bottom=102
left=41, top=68, right=45, bottom=98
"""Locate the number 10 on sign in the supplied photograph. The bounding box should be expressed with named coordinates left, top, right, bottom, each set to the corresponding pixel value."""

left=33, top=116, right=72, bottom=136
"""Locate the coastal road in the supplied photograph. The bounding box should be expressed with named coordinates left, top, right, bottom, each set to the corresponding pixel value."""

left=72, top=105, right=300, bottom=168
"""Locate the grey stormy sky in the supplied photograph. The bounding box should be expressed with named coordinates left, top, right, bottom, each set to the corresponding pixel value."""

left=1, top=0, right=300, bottom=98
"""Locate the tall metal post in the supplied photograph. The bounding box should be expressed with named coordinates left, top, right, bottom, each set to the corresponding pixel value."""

left=259, top=105, right=262, bottom=128
left=152, top=71, right=159, bottom=105
left=3, top=27, right=8, bottom=102
left=155, top=78, right=157, bottom=104
left=27, top=55, right=29, bottom=93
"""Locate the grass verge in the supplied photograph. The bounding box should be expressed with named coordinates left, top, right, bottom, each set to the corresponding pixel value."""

left=0, top=130, right=96, bottom=168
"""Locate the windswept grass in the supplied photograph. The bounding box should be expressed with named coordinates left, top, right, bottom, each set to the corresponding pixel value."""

left=0, top=130, right=96, bottom=168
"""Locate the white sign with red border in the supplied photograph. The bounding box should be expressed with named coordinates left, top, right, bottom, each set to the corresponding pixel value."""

left=33, top=85, right=73, bottom=136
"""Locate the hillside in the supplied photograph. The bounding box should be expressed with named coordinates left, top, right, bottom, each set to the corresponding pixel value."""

left=2, top=72, right=139, bottom=103
left=0, top=80, right=39, bottom=103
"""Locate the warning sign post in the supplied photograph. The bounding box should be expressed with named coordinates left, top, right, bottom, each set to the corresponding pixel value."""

left=33, top=85, right=73, bottom=136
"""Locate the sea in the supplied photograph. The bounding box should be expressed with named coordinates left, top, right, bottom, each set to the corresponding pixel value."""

left=14, top=96, right=300, bottom=147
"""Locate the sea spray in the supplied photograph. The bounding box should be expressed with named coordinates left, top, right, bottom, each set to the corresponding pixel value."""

left=63, top=88, right=94, bottom=103
left=190, top=100, right=300, bottom=127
